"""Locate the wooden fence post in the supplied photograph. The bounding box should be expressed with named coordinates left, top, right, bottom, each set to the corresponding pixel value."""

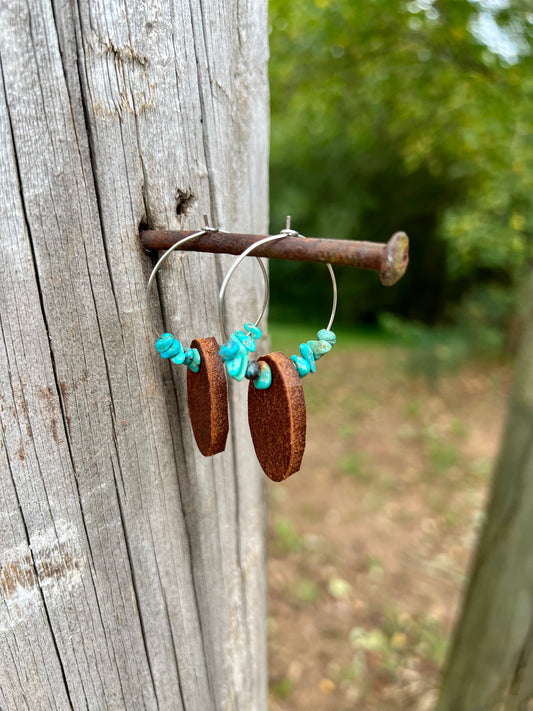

left=0, top=1, right=269, bottom=708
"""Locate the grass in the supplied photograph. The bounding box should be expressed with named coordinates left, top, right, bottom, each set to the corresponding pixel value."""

left=268, top=322, right=394, bottom=354
left=290, top=578, right=320, bottom=606
left=346, top=612, right=448, bottom=687
left=266, top=324, right=509, bottom=711
left=339, top=452, right=372, bottom=481
left=271, top=517, right=304, bottom=555
left=426, top=439, right=460, bottom=474
left=270, top=677, right=294, bottom=700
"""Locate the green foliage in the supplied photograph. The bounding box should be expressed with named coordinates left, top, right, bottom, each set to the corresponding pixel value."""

left=380, top=312, right=470, bottom=381
left=269, top=0, right=533, bottom=328
left=379, top=282, right=512, bottom=382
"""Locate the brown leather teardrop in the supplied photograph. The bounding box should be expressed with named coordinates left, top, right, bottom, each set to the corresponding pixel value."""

left=248, top=352, right=306, bottom=481
left=186, top=337, right=229, bottom=456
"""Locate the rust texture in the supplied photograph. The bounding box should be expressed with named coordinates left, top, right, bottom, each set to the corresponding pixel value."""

left=140, top=229, right=409, bottom=286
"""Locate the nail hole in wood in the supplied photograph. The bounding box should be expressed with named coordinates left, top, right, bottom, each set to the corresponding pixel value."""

left=176, top=189, right=196, bottom=216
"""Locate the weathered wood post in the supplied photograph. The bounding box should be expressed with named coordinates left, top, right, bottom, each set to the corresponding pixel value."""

left=0, top=1, right=269, bottom=708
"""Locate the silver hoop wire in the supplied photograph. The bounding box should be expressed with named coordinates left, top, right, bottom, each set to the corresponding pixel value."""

left=146, top=229, right=269, bottom=339
left=218, top=231, right=337, bottom=344
left=218, top=234, right=287, bottom=343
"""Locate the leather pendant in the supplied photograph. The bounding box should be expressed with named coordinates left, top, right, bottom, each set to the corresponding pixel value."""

left=187, top=337, right=229, bottom=456
left=248, top=352, right=306, bottom=481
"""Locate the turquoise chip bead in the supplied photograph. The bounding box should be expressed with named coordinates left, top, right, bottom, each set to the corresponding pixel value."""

left=155, top=333, right=200, bottom=371
left=155, top=333, right=174, bottom=353
left=227, top=353, right=243, bottom=377
left=288, top=329, right=335, bottom=381
left=234, top=329, right=256, bottom=352
left=253, top=361, right=272, bottom=389
left=184, top=347, right=201, bottom=373
left=161, top=339, right=183, bottom=359
left=227, top=352, right=248, bottom=381
left=307, top=339, right=332, bottom=360
left=191, top=349, right=201, bottom=366
left=220, top=322, right=263, bottom=382
left=291, top=354, right=311, bottom=377
left=220, top=339, right=240, bottom=361
left=299, top=342, right=316, bottom=373
left=244, top=323, right=262, bottom=339
left=171, top=350, right=186, bottom=365
left=235, top=338, right=248, bottom=357
left=317, top=329, right=336, bottom=345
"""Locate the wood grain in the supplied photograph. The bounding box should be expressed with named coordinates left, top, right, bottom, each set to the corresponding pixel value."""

left=187, top=338, right=229, bottom=457
left=248, top=353, right=307, bottom=482
left=0, top=0, right=269, bottom=708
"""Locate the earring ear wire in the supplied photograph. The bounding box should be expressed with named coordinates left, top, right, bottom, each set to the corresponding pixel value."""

left=146, top=222, right=274, bottom=457
left=217, top=234, right=280, bottom=384
left=218, top=220, right=338, bottom=481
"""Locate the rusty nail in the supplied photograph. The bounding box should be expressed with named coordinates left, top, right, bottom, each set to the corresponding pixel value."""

left=140, top=228, right=409, bottom=286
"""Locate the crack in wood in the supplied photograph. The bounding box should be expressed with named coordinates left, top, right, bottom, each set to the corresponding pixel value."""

left=1, top=0, right=270, bottom=706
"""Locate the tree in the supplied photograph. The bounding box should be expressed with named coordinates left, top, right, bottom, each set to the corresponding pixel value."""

left=268, top=0, right=533, bottom=327
left=0, top=1, right=269, bottom=708
left=436, top=272, right=533, bottom=709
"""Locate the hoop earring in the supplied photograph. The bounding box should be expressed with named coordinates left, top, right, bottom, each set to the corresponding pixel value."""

left=218, top=229, right=337, bottom=481
left=146, top=229, right=268, bottom=458
left=218, top=234, right=285, bottom=386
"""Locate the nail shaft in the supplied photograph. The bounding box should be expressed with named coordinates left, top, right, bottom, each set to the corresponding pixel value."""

left=140, top=230, right=409, bottom=286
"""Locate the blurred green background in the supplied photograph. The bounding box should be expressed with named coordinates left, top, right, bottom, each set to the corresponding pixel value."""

left=268, top=0, right=533, bottom=364
left=267, top=5, right=532, bottom=706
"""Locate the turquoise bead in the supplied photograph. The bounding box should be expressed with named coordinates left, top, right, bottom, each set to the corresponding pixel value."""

left=235, top=338, right=248, bottom=358
left=290, top=342, right=315, bottom=378
left=220, top=322, right=263, bottom=381
left=227, top=352, right=248, bottom=380
left=161, top=339, right=183, bottom=359
left=253, top=361, right=272, bottom=389
left=184, top=348, right=200, bottom=373
left=156, top=334, right=201, bottom=372
left=171, top=350, right=186, bottom=365
left=317, top=329, right=336, bottom=345
left=234, top=329, right=256, bottom=352
left=220, top=339, right=240, bottom=361
left=307, top=339, right=332, bottom=360
left=226, top=338, right=248, bottom=379
left=227, top=353, right=243, bottom=377
left=291, top=354, right=311, bottom=377
left=191, top=349, right=201, bottom=366
left=235, top=355, right=248, bottom=379
left=244, top=323, right=262, bottom=339
left=155, top=333, right=174, bottom=353
left=299, top=342, right=316, bottom=373
left=289, top=329, right=336, bottom=379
